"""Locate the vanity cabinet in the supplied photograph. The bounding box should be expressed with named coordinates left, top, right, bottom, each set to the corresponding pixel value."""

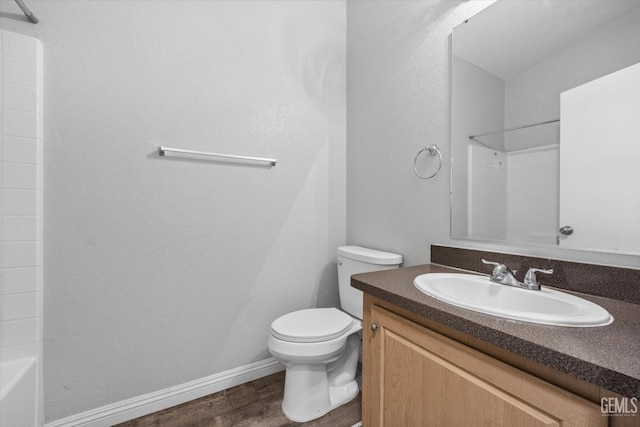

left=362, top=296, right=606, bottom=427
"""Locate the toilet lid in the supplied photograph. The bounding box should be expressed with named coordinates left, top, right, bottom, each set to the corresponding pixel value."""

left=271, top=308, right=354, bottom=343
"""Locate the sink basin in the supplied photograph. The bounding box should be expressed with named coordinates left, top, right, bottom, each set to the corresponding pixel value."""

left=414, top=273, right=613, bottom=327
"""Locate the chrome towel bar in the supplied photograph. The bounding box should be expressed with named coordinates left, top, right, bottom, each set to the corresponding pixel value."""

left=158, top=146, right=277, bottom=167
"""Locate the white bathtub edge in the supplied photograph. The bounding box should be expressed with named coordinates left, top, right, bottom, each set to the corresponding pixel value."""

left=1, top=357, right=38, bottom=427
left=45, top=357, right=284, bottom=427
left=0, top=357, right=37, bottom=400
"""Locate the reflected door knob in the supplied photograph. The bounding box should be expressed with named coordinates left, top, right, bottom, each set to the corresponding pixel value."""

left=559, top=226, right=574, bottom=236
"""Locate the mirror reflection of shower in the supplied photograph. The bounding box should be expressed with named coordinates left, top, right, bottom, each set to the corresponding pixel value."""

left=451, top=0, right=640, bottom=253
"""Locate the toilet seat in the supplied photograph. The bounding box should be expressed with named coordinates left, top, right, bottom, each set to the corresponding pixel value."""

left=268, top=318, right=362, bottom=362
left=271, top=308, right=354, bottom=343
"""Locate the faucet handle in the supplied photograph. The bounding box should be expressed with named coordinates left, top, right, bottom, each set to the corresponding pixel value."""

left=524, top=268, right=553, bottom=286
left=482, top=259, right=503, bottom=275
left=481, top=259, right=500, bottom=268
left=481, top=259, right=516, bottom=278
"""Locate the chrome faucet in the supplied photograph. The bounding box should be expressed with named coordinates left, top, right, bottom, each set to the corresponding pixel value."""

left=481, top=259, right=553, bottom=291
left=481, top=259, right=521, bottom=287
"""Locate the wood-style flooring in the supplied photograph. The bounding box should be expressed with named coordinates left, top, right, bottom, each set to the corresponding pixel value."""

left=115, top=371, right=361, bottom=427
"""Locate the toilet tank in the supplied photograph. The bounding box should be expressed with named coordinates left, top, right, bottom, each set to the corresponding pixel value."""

left=336, top=246, right=402, bottom=319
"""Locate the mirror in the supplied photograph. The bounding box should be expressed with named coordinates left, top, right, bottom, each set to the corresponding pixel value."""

left=451, top=0, right=640, bottom=254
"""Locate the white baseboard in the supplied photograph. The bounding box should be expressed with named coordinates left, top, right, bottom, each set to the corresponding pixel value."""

left=45, top=358, right=284, bottom=427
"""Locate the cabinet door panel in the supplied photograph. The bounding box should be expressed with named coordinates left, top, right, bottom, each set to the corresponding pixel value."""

left=380, top=329, right=558, bottom=426
left=367, top=304, right=605, bottom=427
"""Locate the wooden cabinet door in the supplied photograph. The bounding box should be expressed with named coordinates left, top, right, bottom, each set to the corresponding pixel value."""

left=365, top=304, right=605, bottom=427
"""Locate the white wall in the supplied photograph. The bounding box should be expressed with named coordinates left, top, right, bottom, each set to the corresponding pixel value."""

left=504, top=5, right=640, bottom=152
left=0, top=1, right=346, bottom=422
left=467, top=144, right=506, bottom=241
left=451, top=55, right=504, bottom=239
left=466, top=144, right=558, bottom=246
left=347, top=0, right=640, bottom=270
left=506, top=145, right=558, bottom=245
left=0, top=29, right=43, bottom=425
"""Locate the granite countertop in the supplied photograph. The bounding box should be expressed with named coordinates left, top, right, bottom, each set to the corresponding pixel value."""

left=352, top=264, right=640, bottom=398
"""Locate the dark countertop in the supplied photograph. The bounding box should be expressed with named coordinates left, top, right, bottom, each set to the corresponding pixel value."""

left=352, top=264, right=640, bottom=398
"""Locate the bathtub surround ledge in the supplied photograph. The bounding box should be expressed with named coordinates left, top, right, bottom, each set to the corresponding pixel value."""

left=0, top=357, right=38, bottom=427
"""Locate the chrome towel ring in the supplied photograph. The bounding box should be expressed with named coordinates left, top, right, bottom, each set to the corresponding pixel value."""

left=413, top=144, right=442, bottom=179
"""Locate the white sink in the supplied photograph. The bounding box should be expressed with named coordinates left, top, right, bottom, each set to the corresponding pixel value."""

left=413, top=273, right=613, bottom=327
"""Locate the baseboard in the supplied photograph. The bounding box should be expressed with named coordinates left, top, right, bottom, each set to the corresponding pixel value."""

left=45, top=357, right=284, bottom=427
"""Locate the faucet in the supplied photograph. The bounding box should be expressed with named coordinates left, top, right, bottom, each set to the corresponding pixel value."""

left=481, top=260, right=553, bottom=291
left=481, top=259, right=521, bottom=287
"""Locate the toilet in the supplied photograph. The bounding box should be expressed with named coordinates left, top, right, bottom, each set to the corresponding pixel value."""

left=267, top=246, right=402, bottom=422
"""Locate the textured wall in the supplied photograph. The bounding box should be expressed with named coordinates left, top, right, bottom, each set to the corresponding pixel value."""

left=0, top=1, right=346, bottom=422
left=347, top=1, right=496, bottom=266
left=451, top=55, right=505, bottom=238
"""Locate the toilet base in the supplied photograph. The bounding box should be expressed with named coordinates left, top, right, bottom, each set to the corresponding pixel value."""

left=282, top=376, right=359, bottom=423
left=280, top=333, right=361, bottom=422
left=329, top=379, right=359, bottom=412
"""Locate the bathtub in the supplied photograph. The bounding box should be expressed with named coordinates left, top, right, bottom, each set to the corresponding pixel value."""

left=1, top=357, right=37, bottom=427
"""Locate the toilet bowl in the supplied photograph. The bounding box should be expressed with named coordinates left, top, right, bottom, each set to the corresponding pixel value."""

left=268, top=308, right=363, bottom=422
left=267, top=246, right=402, bottom=422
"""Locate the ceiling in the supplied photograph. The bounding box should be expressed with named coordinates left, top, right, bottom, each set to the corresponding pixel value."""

left=454, top=0, right=640, bottom=80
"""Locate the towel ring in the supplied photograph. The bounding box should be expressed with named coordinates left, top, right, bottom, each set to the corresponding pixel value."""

left=413, top=144, right=442, bottom=179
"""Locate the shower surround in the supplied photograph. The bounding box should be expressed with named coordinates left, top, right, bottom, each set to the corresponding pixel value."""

left=0, top=29, right=44, bottom=426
